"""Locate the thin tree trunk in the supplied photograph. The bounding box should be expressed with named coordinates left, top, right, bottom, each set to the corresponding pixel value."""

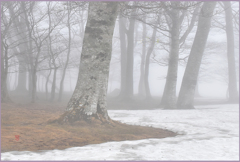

left=223, top=1, right=239, bottom=103
left=58, top=2, right=72, bottom=101
left=144, top=26, right=157, bottom=100
left=125, top=9, right=136, bottom=100
left=31, top=47, right=41, bottom=103
left=58, top=2, right=119, bottom=124
left=50, top=67, right=57, bottom=101
left=118, top=15, right=127, bottom=99
left=31, top=68, right=37, bottom=103
left=15, top=60, right=27, bottom=92
left=1, top=39, right=11, bottom=102
left=161, top=2, right=180, bottom=109
left=45, top=67, right=52, bottom=100
left=47, top=3, right=57, bottom=102
left=8, top=3, right=28, bottom=93
left=138, top=16, right=147, bottom=97
left=177, top=1, right=216, bottom=109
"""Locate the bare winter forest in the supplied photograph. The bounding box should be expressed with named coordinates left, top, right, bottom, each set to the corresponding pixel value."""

left=1, top=1, right=239, bottom=160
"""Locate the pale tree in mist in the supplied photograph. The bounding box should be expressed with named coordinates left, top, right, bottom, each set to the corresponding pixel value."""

left=57, top=2, right=119, bottom=123
left=1, top=2, right=14, bottom=102
left=144, top=25, right=157, bottom=100
left=223, top=1, right=239, bottom=103
left=58, top=2, right=72, bottom=102
left=58, top=2, right=87, bottom=101
left=8, top=2, right=33, bottom=93
left=118, top=14, right=128, bottom=99
left=118, top=5, right=136, bottom=101
left=138, top=15, right=147, bottom=97
left=177, top=1, right=217, bottom=109
left=138, top=14, right=158, bottom=100
left=160, top=1, right=201, bottom=109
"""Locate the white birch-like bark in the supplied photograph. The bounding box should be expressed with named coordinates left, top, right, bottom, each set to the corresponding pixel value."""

left=62, top=2, right=119, bottom=123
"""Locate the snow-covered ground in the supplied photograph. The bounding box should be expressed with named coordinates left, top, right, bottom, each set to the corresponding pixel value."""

left=1, top=104, right=239, bottom=161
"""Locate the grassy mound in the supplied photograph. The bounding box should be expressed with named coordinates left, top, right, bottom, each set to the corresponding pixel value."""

left=1, top=103, right=177, bottom=152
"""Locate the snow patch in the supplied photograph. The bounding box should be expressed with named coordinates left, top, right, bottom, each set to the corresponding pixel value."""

left=1, top=104, right=239, bottom=160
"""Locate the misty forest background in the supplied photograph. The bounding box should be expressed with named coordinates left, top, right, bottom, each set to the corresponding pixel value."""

left=1, top=1, right=239, bottom=110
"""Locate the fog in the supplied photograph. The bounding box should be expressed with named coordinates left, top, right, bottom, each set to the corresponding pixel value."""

left=2, top=1, right=239, bottom=109
left=1, top=2, right=239, bottom=160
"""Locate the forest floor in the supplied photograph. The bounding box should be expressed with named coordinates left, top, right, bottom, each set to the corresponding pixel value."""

left=1, top=102, right=177, bottom=153
left=2, top=103, right=238, bottom=160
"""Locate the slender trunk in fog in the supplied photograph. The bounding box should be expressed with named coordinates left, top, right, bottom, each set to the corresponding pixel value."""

left=125, top=9, right=136, bottom=100
left=138, top=16, right=147, bottom=97
left=15, top=60, right=27, bottom=92
left=161, top=2, right=180, bottom=109
left=144, top=26, right=157, bottom=100
left=177, top=1, right=216, bottom=109
left=45, top=67, right=52, bottom=100
left=47, top=3, right=58, bottom=102
left=118, top=15, right=127, bottom=98
left=58, top=2, right=72, bottom=101
left=50, top=67, right=58, bottom=101
left=8, top=3, right=28, bottom=93
left=31, top=68, right=37, bottom=103
left=58, top=2, right=119, bottom=124
left=223, top=1, right=239, bottom=103
left=1, top=39, right=11, bottom=102
left=31, top=46, right=42, bottom=103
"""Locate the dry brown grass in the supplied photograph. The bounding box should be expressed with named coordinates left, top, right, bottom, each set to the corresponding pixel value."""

left=1, top=102, right=177, bottom=152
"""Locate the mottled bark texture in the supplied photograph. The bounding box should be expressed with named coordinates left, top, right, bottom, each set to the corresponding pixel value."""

left=161, top=2, right=180, bottom=109
left=59, top=2, right=119, bottom=124
left=177, top=2, right=216, bottom=109
left=223, top=1, right=239, bottom=103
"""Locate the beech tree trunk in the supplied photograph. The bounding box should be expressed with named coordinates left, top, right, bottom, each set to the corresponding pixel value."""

left=177, top=1, right=216, bottom=109
left=45, top=62, right=52, bottom=100
left=8, top=2, right=28, bottom=93
left=50, top=67, right=58, bottom=102
left=15, top=60, right=27, bottom=92
left=1, top=38, right=11, bottom=102
left=223, top=1, right=239, bottom=103
left=125, top=9, right=136, bottom=100
left=161, top=2, right=180, bottom=109
left=58, top=2, right=72, bottom=102
left=138, top=16, right=147, bottom=97
left=118, top=15, right=127, bottom=99
left=59, top=2, right=119, bottom=124
left=144, top=26, right=157, bottom=100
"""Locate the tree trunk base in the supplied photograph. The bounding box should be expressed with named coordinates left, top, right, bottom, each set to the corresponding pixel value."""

left=49, top=109, right=114, bottom=126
